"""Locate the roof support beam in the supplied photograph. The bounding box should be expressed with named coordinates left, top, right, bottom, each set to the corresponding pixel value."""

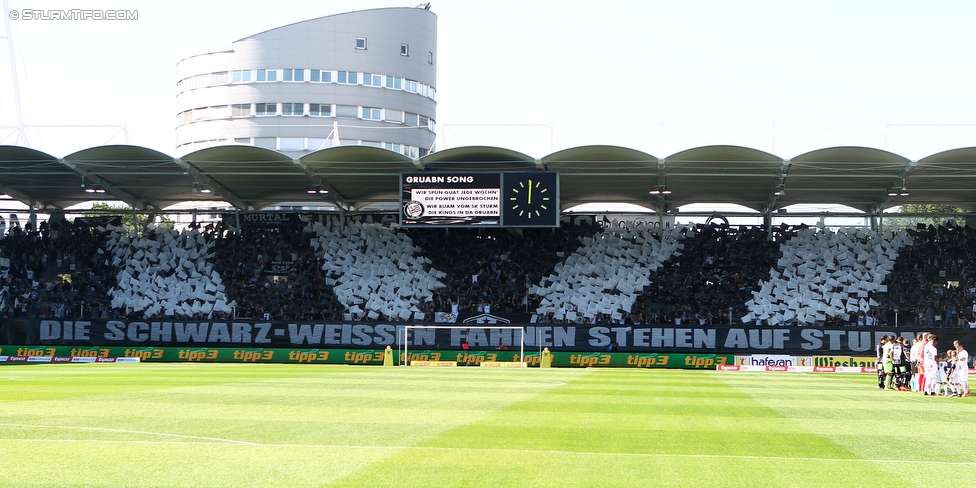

left=60, top=158, right=150, bottom=210
left=292, top=158, right=350, bottom=210
left=175, top=159, right=251, bottom=210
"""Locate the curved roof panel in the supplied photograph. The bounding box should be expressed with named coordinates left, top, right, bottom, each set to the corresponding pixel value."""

left=419, top=146, right=537, bottom=172
left=543, top=145, right=660, bottom=211
left=300, top=146, right=417, bottom=210
left=2, top=143, right=976, bottom=216
left=0, top=146, right=74, bottom=210
left=65, top=145, right=189, bottom=210
left=785, top=147, right=912, bottom=212
left=909, top=147, right=976, bottom=212
left=180, top=146, right=305, bottom=210
left=663, top=145, right=784, bottom=212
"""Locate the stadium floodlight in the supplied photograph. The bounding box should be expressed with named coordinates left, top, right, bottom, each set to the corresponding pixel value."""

left=887, top=188, right=900, bottom=196
left=648, top=185, right=671, bottom=195
left=398, top=325, right=526, bottom=368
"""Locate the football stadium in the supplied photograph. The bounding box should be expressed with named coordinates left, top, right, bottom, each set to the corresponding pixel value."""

left=2, top=3, right=976, bottom=487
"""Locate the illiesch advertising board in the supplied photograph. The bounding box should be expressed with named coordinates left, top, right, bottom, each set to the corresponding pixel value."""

left=3, top=319, right=975, bottom=357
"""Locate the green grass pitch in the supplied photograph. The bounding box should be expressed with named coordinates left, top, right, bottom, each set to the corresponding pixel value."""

left=1, top=364, right=973, bottom=487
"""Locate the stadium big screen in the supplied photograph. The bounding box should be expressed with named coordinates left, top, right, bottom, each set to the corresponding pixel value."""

left=400, top=172, right=559, bottom=227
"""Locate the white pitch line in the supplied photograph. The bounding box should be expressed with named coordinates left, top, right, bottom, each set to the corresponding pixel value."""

left=0, top=436, right=973, bottom=467
left=0, top=424, right=260, bottom=445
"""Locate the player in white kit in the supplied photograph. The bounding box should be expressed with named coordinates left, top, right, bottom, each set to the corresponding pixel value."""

left=923, top=334, right=939, bottom=396
left=954, top=340, right=969, bottom=397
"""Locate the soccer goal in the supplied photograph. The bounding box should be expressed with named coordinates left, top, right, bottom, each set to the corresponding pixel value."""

left=397, top=325, right=526, bottom=367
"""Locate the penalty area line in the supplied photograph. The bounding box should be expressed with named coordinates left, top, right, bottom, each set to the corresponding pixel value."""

left=0, top=423, right=260, bottom=445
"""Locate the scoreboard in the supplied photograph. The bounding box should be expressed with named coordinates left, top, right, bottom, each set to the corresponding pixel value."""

left=400, top=172, right=559, bottom=228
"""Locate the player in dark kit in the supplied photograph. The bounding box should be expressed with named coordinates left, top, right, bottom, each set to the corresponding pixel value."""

left=890, top=337, right=908, bottom=390
left=876, top=336, right=886, bottom=389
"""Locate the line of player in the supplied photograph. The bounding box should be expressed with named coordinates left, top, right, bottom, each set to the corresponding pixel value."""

left=877, top=333, right=969, bottom=397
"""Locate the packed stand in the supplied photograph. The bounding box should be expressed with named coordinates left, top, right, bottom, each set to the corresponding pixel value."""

left=0, top=218, right=121, bottom=319
left=883, top=223, right=976, bottom=328
left=744, top=226, right=911, bottom=326
left=406, top=223, right=604, bottom=318
left=8, top=214, right=976, bottom=327
left=528, top=223, right=684, bottom=324
left=212, top=220, right=345, bottom=321
left=631, top=224, right=786, bottom=325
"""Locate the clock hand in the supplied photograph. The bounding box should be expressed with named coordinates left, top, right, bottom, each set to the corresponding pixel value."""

left=528, top=179, right=532, bottom=205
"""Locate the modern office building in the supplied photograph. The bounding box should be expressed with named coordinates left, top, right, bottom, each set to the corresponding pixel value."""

left=175, top=6, right=436, bottom=157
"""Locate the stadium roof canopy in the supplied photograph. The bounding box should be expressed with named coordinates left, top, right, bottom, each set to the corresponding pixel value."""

left=2, top=143, right=976, bottom=214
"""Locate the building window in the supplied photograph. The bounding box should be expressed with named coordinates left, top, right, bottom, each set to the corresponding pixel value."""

left=283, top=69, right=304, bottom=82
left=210, top=105, right=229, bottom=118
left=400, top=44, right=409, bottom=56
left=232, top=70, right=251, bottom=83
left=279, top=137, right=305, bottom=151
left=281, top=103, right=303, bottom=116
left=362, top=107, right=381, bottom=120
left=428, top=51, right=433, bottom=64
left=337, top=71, right=358, bottom=84
left=385, top=109, right=404, bottom=124
left=335, top=105, right=358, bottom=118
left=363, top=73, right=382, bottom=87
left=256, top=69, right=278, bottom=82
left=231, top=104, right=251, bottom=117
left=234, top=137, right=251, bottom=145
left=254, top=137, right=275, bottom=149
left=255, top=103, right=276, bottom=116
left=355, top=37, right=367, bottom=49
left=309, top=138, right=331, bottom=150
left=212, top=72, right=229, bottom=84
left=309, top=103, right=331, bottom=117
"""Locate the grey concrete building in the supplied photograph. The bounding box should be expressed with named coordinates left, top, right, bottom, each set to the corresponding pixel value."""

left=175, top=6, right=437, bottom=157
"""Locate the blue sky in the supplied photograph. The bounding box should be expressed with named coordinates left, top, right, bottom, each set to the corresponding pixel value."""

left=1, top=0, right=975, bottom=160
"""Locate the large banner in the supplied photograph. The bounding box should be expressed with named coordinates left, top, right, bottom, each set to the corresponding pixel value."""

left=3, top=319, right=974, bottom=356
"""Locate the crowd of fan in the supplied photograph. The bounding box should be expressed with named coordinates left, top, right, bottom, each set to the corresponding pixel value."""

left=882, top=223, right=976, bottom=328
left=404, top=223, right=604, bottom=318
left=3, top=215, right=976, bottom=328
left=630, top=224, right=790, bottom=326
left=210, top=220, right=346, bottom=321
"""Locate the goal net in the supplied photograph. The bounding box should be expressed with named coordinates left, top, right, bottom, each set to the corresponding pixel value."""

left=397, top=325, right=525, bottom=367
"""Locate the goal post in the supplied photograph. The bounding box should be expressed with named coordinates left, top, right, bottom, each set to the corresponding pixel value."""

left=397, top=325, right=526, bottom=368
